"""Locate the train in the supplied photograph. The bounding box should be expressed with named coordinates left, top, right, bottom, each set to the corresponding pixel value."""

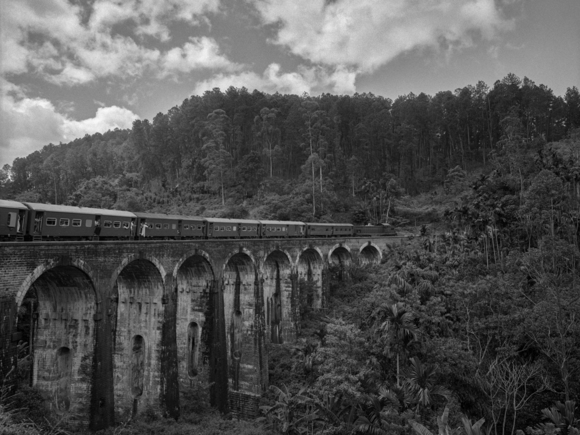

left=0, top=199, right=396, bottom=242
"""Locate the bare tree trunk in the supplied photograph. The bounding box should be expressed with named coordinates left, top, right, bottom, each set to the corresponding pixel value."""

left=269, top=140, right=273, bottom=178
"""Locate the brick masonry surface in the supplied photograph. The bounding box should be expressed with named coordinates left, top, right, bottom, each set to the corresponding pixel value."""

left=0, top=236, right=404, bottom=430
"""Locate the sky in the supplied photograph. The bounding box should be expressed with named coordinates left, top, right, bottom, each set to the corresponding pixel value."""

left=1, top=0, right=579, bottom=168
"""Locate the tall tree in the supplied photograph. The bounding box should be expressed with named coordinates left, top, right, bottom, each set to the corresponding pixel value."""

left=201, top=109, right=232, bottom=205
left=255, top=107, right=281, bottom=178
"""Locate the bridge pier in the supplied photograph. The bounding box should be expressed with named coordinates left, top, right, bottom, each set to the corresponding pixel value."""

left=111, top=258, right=166, bottom=420
left=262, top=250, right=293, bottom=344
left=23, top=266, right=96, bottom=421
left=174, top=252, right=214, bottom=414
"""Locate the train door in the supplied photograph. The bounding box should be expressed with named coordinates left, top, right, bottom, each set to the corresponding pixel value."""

left=139, top=219, right=148, bottom=238
left=16, top=210, right=26, bottom=235
left=94, top=215, right=102, bottom=239
left=130, top=218, right=136, bottom=239
left=32, top=212, right=44, bottom=240
left=177, top=220, right=182, bottom=239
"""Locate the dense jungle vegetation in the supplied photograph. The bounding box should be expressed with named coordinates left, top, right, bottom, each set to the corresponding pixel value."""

left=1, top=73, right=579, bottom=225
left=2, top=74, right=580, bottom=434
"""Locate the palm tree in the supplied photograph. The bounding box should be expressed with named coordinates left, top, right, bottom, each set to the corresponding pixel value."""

left=379, top=302, right=418, bottom=387
left=405, top=357, right=451, bottom=418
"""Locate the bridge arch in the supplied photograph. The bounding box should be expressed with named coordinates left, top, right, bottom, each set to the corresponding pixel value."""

left=297, top=247, right=325, bottom=309
left=15, top=258, right=98, bottom=418
left=109, top=254, right=167, bottom=291
left=111, top=255, right=165, bottom=418
left=16, top=257, right=98, bottom=308
left=359, top=242, right=382, bottom=265
left=328, top=244, right=352, bottom=266
left=222, top=249, right=262, bottom=395
left=173, top=250, right=215, bottom=390
left=261, top=250, right=293, bottom=344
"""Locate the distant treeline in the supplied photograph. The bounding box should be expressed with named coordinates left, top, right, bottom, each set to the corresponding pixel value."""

left=1, top=73, right=579, bottom=219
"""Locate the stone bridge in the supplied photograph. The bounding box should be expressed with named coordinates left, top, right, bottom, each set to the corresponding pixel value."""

left=0, top=235, right=405, bottom=430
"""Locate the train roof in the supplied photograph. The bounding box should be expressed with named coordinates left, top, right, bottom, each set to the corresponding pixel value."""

left=0, top=199, right=27, bottom=209
left=259, top=220, right=305, bottom=225
left=22, top=202, right=136, bottom=218
left=306, top=222, right=353, bottom=227
left=204, top=217, right=261, bottom=224
left=133, top=212, right=204, bottom=221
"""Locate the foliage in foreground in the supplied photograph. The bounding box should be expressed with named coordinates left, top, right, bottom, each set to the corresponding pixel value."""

left=260, top=123, right=580, bottom=435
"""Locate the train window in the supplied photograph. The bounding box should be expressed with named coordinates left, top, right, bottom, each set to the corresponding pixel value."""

left=184, top=224, right=189, bottom=230
left=172, top=224, right=176, bottom=230
left=72, top=219, right=81, bottom=227
left=163, top=223, right=169, bottom=229
left=283, top=227, right=286, bottom=231
left=113, top=221, right=121, bottom=228
left=103, top=221, right=112, bottom=228
left=59, top=218, right=70, bottom=227
left=7, top=213, right=16, bottom=227
left=226, top=226, right=231, bottom=231
left=46, top=218, right=57, bottom=226
left=197, top=226, right=202, bottom=230
left=85, top=219, right=92, bottom=227
left=123, top=222, right=130, bottom=229
left=155, top=223, right=162, bottom=229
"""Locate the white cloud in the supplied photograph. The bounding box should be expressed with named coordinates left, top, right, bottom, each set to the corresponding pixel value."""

left=1, top=0, right=231, bottom=86
left=160, top=37, right=241, bottom=77
left=0, top=82, right=138, bottom=167
left=89, top=0, right=221, bottom=40
left=193, top=63, right=357, bottom=95
left=251, top=0, right=513, bottom=73
left=63, top=106, right=139, bottom=138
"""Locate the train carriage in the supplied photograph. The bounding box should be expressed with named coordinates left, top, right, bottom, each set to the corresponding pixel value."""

left=22, top=203, right=136, bottom=240
left=205, top=217, right=239, bottom=239
left=353, top=223, right=396, bottom=237
left=287, top=222, right=306, bottom=237
left=134, top=212, right=181, bottom=239
left=237, top=219, right=261, bottom=238
left=259, top=220, right=305, bottom=238
left=205, top=218, right=261, bottom=239
left=332, top=223, right=354, bottom=237
left=180, top=216, right=206, bottom=239
left=0, top=200, right=29, bottom=241
left=305, top=222, right=335, bottom=237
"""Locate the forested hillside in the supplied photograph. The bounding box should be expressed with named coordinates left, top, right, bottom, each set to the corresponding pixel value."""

left=1, top=73, right=579, bottom=223
left=3, top=75, right=580, bottom=434
left=257, top=112, right=580, bottom=434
